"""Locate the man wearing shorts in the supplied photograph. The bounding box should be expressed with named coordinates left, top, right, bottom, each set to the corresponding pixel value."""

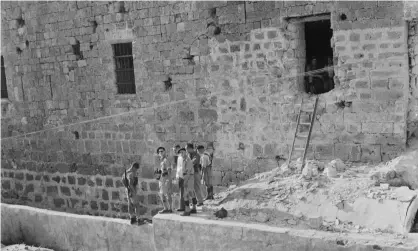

left=156, top=147, right=173, bottom=214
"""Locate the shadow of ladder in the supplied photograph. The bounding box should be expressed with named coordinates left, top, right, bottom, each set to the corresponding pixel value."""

left=287, top=96, right=319, bottom=169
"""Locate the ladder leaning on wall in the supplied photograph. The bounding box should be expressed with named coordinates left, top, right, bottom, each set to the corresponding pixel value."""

left=287, top=95, right=319, bottom=170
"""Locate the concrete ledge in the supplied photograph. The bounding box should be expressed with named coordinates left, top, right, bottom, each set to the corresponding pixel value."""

left=2, top=203, right=418, bottom=251
left=1, top=203, right=155, bottom=251
left=154, top=214, right=418, bottom=251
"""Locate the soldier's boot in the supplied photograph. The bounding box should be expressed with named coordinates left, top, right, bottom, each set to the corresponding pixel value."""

left=204, top=187, right=212, bottom=201
left=137, top=218, right=147, bottom=226
left=181, top=201, right=191, bottom=216
left=208, top=186, right=214, bottom=200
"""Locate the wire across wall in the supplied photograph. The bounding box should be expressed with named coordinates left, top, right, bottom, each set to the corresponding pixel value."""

left=0, top=59, right=397, bottom=142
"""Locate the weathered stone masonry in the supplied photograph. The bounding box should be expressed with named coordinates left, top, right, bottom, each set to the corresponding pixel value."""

left=1, top=1, right=417, bottom=217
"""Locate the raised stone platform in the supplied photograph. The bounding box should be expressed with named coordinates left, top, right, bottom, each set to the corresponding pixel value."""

left=2, top=203, right=418, bottom=251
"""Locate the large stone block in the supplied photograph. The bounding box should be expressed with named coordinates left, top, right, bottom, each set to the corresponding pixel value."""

left=360, top=144, right=382, bottom=162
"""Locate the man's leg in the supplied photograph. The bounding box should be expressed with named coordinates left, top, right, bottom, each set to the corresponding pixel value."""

left=167, top=178, right=173, bottom=211
left=158, top=179, right=171, bottom=213
left=203, top=168, right=210, bottom=200
left=177, top=178, right=185, bottom=211
left=127, top=196, right=137, bottom=224
left=193, top=172, right=204, bottom=205
left=167, top=193, right=173, bottom=211
left=158, top=193, right=168, bottom=213
left=134, top=199, right=147, bottom=225
left=181, top=176, right=192, bottom=216
left=207, top=166, right=214, bottom=200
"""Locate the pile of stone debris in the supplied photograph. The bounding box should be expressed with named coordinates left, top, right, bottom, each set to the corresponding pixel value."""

left=203, top=150, right=418, bottom=235
left=1, top=244, right=54, bottom=251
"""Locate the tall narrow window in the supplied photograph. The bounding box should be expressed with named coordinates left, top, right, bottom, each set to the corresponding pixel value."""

left=112, top=43, right=136, bottom=94
left=1, top=56, right=8, bottom=99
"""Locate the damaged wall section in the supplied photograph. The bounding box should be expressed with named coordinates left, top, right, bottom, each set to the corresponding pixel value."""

left=0, top=1, right=415, bottom=217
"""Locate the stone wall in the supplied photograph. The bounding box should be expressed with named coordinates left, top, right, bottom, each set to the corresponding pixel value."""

left=0, top=1, right=415, bottom=216
left=0, top=168, right=164, bottom=218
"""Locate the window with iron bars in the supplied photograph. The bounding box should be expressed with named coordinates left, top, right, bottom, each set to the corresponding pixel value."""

left=112, top=43, right=136, bottom=94
left=1, top=56, right=8, bottom=99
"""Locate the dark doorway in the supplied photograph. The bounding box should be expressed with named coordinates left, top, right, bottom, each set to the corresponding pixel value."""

left=1, top=56, right=8, bottom=99
left=411, top=210, right=418, bottom=233
left=304, top=19, right=334, bottom=95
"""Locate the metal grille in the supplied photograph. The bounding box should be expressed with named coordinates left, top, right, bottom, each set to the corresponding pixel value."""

left=112, top=43, right=136, bottom=94
left=1, top=56, right=8, bottom=99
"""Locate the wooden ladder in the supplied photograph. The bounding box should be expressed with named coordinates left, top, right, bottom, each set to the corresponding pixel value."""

left=287, top=96, right=319, bottom=169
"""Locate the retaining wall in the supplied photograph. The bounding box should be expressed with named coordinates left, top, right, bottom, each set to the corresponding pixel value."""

left=2, top=203, right=418, bottom=251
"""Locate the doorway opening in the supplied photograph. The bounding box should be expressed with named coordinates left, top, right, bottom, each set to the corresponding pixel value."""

left=304, top=19, right=334, bottom=94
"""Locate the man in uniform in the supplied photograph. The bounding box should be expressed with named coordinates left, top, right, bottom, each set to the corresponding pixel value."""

left=197, top=144, right=214, bottom=200
left=186, top=143, right=204, bottom=210
left=122, top=162, right=145, bottom=225
left=170, top=144, right=186, bottom=212
left=178, top=147, right=195, bottom=216
left=156, top=146, right=173, bottom=214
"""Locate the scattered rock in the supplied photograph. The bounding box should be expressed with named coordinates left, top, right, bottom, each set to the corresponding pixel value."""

left=335, top=219, right=340, bottom=226
left=329, top=159, right=346, bottom=172
left=301, top=162, right=319, bottom=180
left=393, top=186, right=417, bottom=202
left=368, top=151, right=418, bottom=189
left=255, top=212, right=270, bottom=223
left=307, top=216, right=323, bottom=229
left=325, top=165, right=338, bottom=178
left=287, top=219, right=297, bottom=225
left=214, top=207, right=228, bottom=219
left=380, top=183, right=389, bottom=190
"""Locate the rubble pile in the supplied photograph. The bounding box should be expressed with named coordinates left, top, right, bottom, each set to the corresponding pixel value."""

left=0, top=244, right=54, bottom=251
left=204, top=151, right=418, bottom=235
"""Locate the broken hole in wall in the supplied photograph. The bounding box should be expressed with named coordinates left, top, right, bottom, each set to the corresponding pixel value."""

left=163, top=77, right=173, bottom=91
left=91, top=20, right=98, bottom=33
left=119, top=1, right=126, bottom=13
left=72, top=40, right=83, bottom=60
left=209, top=8, right=217, bottom=18
left=17, top=17, right=25, bottom=28
left=207, top=22, right=221, bottom=36
left=335, top=100, right=352, bottom=109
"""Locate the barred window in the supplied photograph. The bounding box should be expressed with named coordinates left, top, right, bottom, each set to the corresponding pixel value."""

left=112, top=43, right=136, bottom=94
left=1, top=56, right=8, bottom=99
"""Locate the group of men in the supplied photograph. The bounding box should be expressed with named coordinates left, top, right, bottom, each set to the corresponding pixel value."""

left=122, top=143, right=215, bottom=225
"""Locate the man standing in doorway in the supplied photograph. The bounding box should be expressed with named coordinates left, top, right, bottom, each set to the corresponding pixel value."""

left=122, top=162, right=146, bottom=225
left=197, top=144, right=215, bottom=200
left=186, top=143, right=204, bottom=210
left=156, top=147, right=173, bottom=214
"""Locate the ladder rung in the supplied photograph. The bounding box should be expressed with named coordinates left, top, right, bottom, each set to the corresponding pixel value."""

left=299, top=122, right=311, bottom=126
left=296, top=134, right=308, bottom=138
left=301, top=110, right=314, bottom=113
left=294, top=148, right=305, bottom=151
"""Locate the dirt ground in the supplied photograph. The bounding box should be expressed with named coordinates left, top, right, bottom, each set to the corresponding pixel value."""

left=202, top=141, right=418, bottom=238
